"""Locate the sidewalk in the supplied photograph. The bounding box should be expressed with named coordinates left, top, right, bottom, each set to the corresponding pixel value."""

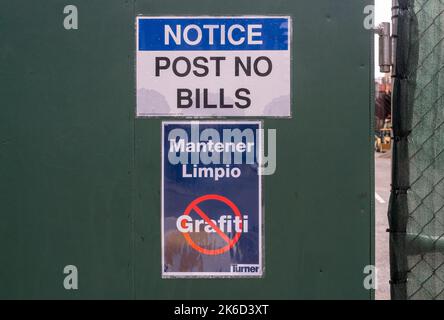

left=375, top=152, right=391, bottom=300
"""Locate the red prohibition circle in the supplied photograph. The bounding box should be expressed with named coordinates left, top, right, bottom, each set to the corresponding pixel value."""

left=181, top=194, right=243, bottom=255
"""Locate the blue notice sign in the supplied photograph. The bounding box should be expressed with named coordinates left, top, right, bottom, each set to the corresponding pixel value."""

left=162, top=121, right=263, bottom=278
left=138, top=17, right=289, bottom=51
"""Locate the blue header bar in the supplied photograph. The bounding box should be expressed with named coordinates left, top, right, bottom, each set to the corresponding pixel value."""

left=138, top=17, right=289, bottom=51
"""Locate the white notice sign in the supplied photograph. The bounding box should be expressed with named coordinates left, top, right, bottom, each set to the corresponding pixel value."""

left=136, top=16, right=291, bottom=117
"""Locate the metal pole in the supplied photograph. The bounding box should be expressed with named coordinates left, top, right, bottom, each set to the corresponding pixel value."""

left=388, top=0, right=409, bottom=300
left=392, top=0, right=399, bottom=78
left=378, top=22, right=392, bottom=73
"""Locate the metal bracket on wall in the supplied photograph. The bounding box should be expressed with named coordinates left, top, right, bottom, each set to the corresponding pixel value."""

left=376, top=22, right=392, bottom=74
left=375, top=0, right=399, bottom=76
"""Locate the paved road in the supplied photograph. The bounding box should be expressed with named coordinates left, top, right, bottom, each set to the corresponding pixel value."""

left=375, top=152, right=391, bottom=300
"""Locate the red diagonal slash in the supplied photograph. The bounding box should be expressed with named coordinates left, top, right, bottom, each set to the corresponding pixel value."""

left=181, top=194, right=243, bottom=255
left=192, top=205, right=232, bottom=244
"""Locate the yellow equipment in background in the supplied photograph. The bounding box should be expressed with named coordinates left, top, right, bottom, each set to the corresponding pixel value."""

left=375, top=128, right=392, bottom=153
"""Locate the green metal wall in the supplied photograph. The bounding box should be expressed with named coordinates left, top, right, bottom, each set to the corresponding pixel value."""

left=0, top=0, right=374, bottom=299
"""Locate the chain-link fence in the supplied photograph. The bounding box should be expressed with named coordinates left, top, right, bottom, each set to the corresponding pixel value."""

left=390, top=0, right=444, bottom=300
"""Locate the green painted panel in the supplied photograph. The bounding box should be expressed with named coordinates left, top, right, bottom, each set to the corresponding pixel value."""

left=0, top=0, right=134, bottom=299
left=0, top=0, right=373, bottom=299
left=133, top=0, right=374, bottom=299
